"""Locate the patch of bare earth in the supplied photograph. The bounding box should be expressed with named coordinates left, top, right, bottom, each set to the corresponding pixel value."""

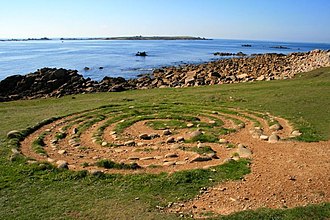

left=169, top=113, right=330, bottom=217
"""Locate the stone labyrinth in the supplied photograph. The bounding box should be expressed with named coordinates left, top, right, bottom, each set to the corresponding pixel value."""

left=19, top=103, right=301, bottom=174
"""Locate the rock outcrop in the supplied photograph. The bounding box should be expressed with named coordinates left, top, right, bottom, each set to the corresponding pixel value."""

left=0, top=68, right=135, bottom=101
left=0, top=50, right=329, bottom=102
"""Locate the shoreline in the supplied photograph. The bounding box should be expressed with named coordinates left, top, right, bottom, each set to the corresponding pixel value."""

left=0, top=50, right=329, bottom=102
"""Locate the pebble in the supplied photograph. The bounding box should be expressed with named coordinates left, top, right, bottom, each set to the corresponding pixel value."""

left=163, top=129, right=172, bottom=136
left=139, top=133, right=150, bottom=140
left=260, top=135, right=269, bottom=140
left=190, top=155, right=212, bottom=163
left=165, top=153, right=178, bottom=158
left=166, top=137, right=176, bottom=143
left=291, top=130, right=302, bottom=137
left=47, top=158, right=55, bottom=163
left=140, top=157, right=154, bottom=161
left=7, top=130, right=20, bottom=138
left=101, top=141, right=108, bottom=146
left=56, top=160, right=68, bottom=169
left=163, top=161, right=176, bottom=166
left=269, top=123, right=283, bottom=131
left=189, top=130, right=202, bottom=139
left=268, top=134, right=280, bottom=143
left=197, top=142, right=206, bottom=148
left=187, top=123, right=194, bottom=128
left=58, top=150, right=67, bottom=155
left=237, top=145, right=252, bottom=158
left=171, top=144, right=181, bottom=149
left=90, top=170, right=103, bottom=175
left=219, top=139, right=228, bottom=144
left=128, top=157, right=139, bottom=160
left=124, top=140, right=135, bottom=146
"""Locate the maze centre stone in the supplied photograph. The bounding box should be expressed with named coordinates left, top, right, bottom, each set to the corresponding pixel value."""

left=17, top=103, right=297, bottom=174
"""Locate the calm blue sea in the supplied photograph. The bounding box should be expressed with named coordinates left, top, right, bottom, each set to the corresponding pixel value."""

left=0, top=39, right=329, bottom=81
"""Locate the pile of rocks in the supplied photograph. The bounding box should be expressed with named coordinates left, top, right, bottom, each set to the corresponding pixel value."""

left=0, top=68, right=135, bottom=101
left=144, top=49, right=330, bottom=88
left=0, top=50, right=329, bottom=101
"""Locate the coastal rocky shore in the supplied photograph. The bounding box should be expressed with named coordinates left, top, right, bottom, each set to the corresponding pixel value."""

left=0, top=49, right=329, bottom=102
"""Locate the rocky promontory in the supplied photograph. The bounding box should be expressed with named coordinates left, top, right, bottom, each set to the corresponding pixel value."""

left=0, top=50, right=329, bottom=102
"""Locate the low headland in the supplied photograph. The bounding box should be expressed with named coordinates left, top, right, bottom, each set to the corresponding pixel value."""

left=0, top=36, right=208, bottom=42
left=1, top=49, right=329, bottom=102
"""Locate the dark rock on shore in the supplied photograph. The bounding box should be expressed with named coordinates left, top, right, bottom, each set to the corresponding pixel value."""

left=136, top=51, right=147, bottom=56
left=0, top=68, right=135, bottom=101
left=271, top=46, right=290, bottom=49
left=214, top=52, right=247, bottom=56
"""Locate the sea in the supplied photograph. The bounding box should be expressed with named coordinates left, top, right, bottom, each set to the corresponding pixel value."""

left=0, top=39, right=329, bottom=81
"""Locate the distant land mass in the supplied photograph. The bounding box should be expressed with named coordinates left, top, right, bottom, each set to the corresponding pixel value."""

left=0, top=36, right=209, bottom=42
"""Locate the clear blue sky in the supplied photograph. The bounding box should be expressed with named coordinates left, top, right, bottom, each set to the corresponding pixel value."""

left=0, top=0, right=329, bottom=43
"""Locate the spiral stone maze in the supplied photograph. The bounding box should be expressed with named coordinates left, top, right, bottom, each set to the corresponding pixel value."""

left=17, top=103, right=299, bottom=174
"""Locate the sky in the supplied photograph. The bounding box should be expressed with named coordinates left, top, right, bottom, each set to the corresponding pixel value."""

left=0, top=0, right=329, bottom=43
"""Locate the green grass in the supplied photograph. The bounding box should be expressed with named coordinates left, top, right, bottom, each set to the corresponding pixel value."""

left=146, top=120, right=188, bottom=130
left=95, top=159, right=141, bottom=170
left=186, top=133, right=219, bottom=143
left=0, top=67, right=330, bottom=219
left=179, top=146, right=216, bottom=155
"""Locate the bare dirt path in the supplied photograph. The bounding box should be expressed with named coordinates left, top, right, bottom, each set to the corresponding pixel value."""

left=170, top=114, right=330, bottom=217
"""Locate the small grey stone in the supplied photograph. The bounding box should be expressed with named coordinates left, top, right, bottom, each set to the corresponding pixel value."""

left=268, top=134, right=280, bottom=143
left=163, top=161, right=176, bottom=166
left=165, top=153, right=178, bottom=158
left=176, top=136, right=185, bottom=142
left=237, top=145, right=252, bottom=158
left=101, top=142, right=108, bottom=147
left=269, top=123, right=283, bottom=131
left=140, top=157, right=154, bottom=161
left=72, top=128, right=78, bottom=134
left=238, top=123, right=245, bottom=129
left=171, top=144, right=181, bottom=149
left=149, top=133, right=160, bottom=139
left=291, top=130, right=302, bottom=137
left=190, top=155, right=212, bottom=163
left=166, top=137, right=176, bottom=143
left=124, top=140, right=135, bottom=146
left=260, top=135, right=269, bottom=140
left=139, top=133, right=150, bottom=140
left=7, top=130, right=20, bottom=138
left=197, top=142, right=206, bottom=148
left=90, top=170, right=103, bottom=175
left=47, top=158, right=55, bottom=163
left=186, top=123, right=194, bottom=128
left=219, top=139, right=228, bottom=144
left=128, top=157, right=140, bottom=160
left=175, top=161, right=187, bottom=165
left=189, top=130, right=202, bottom=139
left=163, top=129, right=172, bottom=136
left=58, top=150, right=67, bottom=155
left=136, top=142, right=146, bottom=147
left=56, top=160, right=68, bottom=169
left=11, top=148, right=19, bottom=154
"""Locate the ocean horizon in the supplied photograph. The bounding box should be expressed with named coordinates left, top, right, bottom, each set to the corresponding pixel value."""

left=1, top=38, right=329, bottom=81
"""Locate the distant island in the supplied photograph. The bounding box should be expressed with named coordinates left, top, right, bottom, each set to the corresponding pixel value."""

left=0, top=37, right=51, bottom=42
left=0, top=36, right=209, bottom=42
left=61, top=36, right=209, bottom=41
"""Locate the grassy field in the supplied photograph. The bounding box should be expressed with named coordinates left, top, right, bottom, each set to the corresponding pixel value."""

left=0, top=67, right=329, bottom=219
